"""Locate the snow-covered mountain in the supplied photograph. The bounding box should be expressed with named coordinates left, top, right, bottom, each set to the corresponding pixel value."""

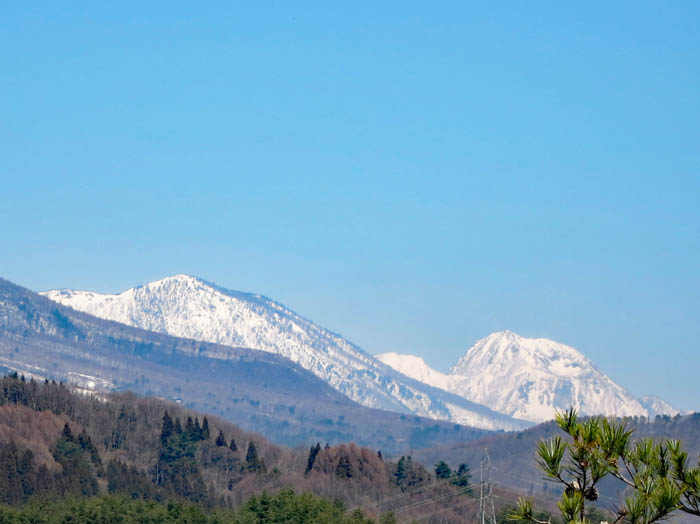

left=379, top=331, right=655, bottom=423
left=638, top=395, right=682, bottom=417
left=42, top=275, right=528, bottom=431
left=377, top=353, right=457, bottom=393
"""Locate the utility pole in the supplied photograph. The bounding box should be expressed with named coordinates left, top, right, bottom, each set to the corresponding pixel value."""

left=479, top=449, right=497, bottom=524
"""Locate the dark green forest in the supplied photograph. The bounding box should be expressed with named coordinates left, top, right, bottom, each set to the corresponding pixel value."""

left=0, top=492, right=378, bottom=524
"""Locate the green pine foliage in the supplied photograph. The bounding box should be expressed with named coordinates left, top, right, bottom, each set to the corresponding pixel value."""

left=0, top=492, right=379, bottom=524
left=451, top=463, right=471, bottom=490
left=245, top=441, right=265, bottom=473
left=0, top=441, right=50, bottom=504
left=154, top=415, right=209, bottom=504
left=393, top=456, right=429, bottom=492
left=434, top=460, right=451, bottom=479
left=305, top=443, right=321, bottom=475
left=235, top=489, right=371, bottom=523
left=52, top=423, right=100, bottom=497
left=509, top=408, right=700, bottom=524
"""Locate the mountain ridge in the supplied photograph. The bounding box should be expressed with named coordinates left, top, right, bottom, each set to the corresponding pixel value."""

left=0, top=276, right=496, bottom=453
left=379, top=331, right=679, bottom=422
left=42, top=275, right=528, bottom=431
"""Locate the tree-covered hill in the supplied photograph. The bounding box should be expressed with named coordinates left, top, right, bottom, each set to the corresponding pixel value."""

left=0, top=373, right=497, bottom=523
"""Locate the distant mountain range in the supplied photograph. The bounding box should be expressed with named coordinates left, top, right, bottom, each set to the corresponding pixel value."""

left=0, top=277, right=492, bottom=454
left=42, top=275, right=526, bottom=431
left=379, top=331, right=681, bottom=422
left=41, top=275, right=683, bottom=428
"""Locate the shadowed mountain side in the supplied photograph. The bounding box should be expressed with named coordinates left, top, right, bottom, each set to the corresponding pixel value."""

left=0, top=278, right=492, bottom=454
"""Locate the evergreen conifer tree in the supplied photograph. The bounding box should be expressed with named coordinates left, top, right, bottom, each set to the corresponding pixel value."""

left=451, top=463, right=471, bottom=489
left=160, top=412, right=175, bottom=446
left=245, top=441, right=264, bottom=473
left=394, top=456, right=406, bottom=487
left=434, top=461, right=451, bottom=479
left=305, top=443, right=321, bottom=474
left=62, top=423, right=74, bottom=441
left=336, top=454, right=353, bottom=479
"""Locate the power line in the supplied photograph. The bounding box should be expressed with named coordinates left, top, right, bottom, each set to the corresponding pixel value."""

left=393, top=485, right=477, bottom=514
left=418, top=489, right=515, bottom=523
left=490, top=467, right=624, bottom=508
left=347, top=467, right=483, bottom=513
left=347, top=475, right=477, bottom=512
left=413, top=494, right=483, bottom=522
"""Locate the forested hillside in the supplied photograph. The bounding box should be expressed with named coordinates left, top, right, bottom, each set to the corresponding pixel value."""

left=0, top=374, right=501, bottom=523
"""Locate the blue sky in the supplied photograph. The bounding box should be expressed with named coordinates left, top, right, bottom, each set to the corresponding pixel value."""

left=2, top=2, right=699, bottom=410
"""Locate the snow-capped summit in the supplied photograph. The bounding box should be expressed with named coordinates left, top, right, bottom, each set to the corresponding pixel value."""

left=379, top=331, right=653, bottom=423
left=449, top=331, right=649, bottom=422
left=638, top=395, right=682, bottom=417
left=42, top=275, right=528, bottom=431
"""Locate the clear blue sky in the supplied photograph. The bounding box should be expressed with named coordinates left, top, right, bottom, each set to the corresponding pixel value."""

left=2, top=2, right=699, bottom=410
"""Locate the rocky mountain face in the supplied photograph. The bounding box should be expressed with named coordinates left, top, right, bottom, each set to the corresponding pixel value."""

left=42, top=275, right=527, bottom=431
left=379, top=331, right=677, bottom=423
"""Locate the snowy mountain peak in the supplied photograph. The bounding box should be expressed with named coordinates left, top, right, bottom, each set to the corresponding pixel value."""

left=376, top=333, right=682, bottom=423
left=376, top=352, right=452, bottom=391
left=377, top=352, right=431, bottom=370
left=638, top=395, right=682, bottom=417
left=379, top=331, right=662, bottom=423
left=451, top=331, right=593, bottom=379
left=133, top=274, right=217, bottom=296
left=151, top=273, right=199, bottom=287
left=449, top=332, right=648, bottom=422
left=41, top=277, right=528, bottom=431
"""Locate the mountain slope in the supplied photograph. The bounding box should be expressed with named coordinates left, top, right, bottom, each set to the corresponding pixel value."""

left=376, top=352, right=456, bottom=393
left=639, top=395, right=682, bottom=417
left=409, top=412, right=700, bottom=504
left=380, top=331, right=652, bottom=423
left=0, top=277, right=495, bottom=453
left=41, top=275, right=527, bottom=430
